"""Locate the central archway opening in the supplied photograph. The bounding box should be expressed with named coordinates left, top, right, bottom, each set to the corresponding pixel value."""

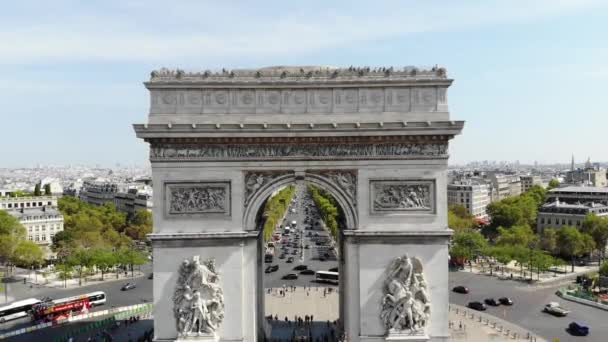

left=255, top=181, right=347, bottom=341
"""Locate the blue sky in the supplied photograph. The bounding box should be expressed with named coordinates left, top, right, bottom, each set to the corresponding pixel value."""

left=2, top=0, right=607, bottom=167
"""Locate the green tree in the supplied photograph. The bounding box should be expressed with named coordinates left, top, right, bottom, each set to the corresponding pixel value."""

left=487, top=245, right=516, bottom=275
left=449, top=204, right=473, bottom=220
left=11, top=240, right=44, bottom=269
left=92, top=248, right=117, bottom=280
left=529, top=250, right=555, bottom=280
left=496, top=225, right=538, bottom=248
left=55, top=263, right=73, bottom=288
left=599, top=261, right=608, bottom=277
left=581, top=214, right=608, bottom=264
left=33, top=184, right=41, bottom=196
left=547, top=179, right=560, bottom=190
left=0, top=211, right=28, bottom=273
left=68, top=249, right=95, bottom=286
left=450, top=229, right=488, bottom=270
left=539, top=228, right=558, bottom=254
left=556, top=226, right=585, bottom=272
left=44, top=184, right=52, bottom=196
left=308, top=185, right=342, bottom=241
left=0, top=210, right=26, bottom=238
left=448, top=211, right=476, bottom=232
left=118, top=248, right=147, bottom=278
left=124, top=209, right=153, bottom=240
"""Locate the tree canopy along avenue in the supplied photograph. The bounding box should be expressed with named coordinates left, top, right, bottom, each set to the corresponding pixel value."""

left=135, top=66, right=463, bottom=341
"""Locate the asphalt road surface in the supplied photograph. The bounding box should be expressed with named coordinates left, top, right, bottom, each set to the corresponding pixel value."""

left=449, top=271, right=604, bottom=342
left=0, top=263, right=153, bottom=334
left=263, top=184, right=338, bottom=289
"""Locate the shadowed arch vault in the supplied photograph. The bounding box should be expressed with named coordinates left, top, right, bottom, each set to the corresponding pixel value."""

left=243, top=171, right=358, bottom=231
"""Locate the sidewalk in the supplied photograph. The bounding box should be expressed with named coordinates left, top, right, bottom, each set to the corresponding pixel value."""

left=21, top=270, right=144, bottom=289
left=448, top=305, right=546, bottom=342
left=458, top=260, right=597, bottom=286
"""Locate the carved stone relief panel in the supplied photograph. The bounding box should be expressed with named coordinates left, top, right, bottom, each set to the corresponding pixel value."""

left=150, top=143, right=448, bottom=161
left=411, top=87, right=437, bottom=112
left=370, top=179, right=435, bottom=214
left=177, top=89, right=203, bottom=114
left=309, top=170, right=357, bottom=206
left=385, top=88, right=411, bottom=112
left=150, top=89, right=178, bottom=114
left=165, top=182, right=231, bottom=217
left=230, top=89, right=256, bottom=113
left=308, top=89, right=333, bottom=113
left=333, top=88, right=358, bottom=113
left=256, top=89, right=280, bottom=113
left=281, top=89, right=307, bottom=113
left=203, top=89, right=231, bottom=113
left=244, top=171, right=293, bottom=206
left=359, top=88, right=384, bottom=112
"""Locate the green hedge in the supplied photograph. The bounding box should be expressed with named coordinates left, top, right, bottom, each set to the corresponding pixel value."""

left=308, top=185, right=339, bottom=240
left=262, top=185, right=296, bottom=241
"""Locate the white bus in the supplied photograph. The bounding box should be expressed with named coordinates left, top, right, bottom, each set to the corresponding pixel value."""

left=0, top=298, right=41, bottom=323
left=315, top=271, right=339, bottom=285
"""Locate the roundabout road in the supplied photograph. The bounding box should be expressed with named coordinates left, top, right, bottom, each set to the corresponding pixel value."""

left=449, top=271, right=604, bottom=342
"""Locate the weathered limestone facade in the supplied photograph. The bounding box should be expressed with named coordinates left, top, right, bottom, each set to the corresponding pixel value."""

left=134, top=66, right=464, bottom=341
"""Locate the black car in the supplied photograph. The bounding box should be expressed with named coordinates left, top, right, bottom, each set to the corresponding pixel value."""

left=467, top=301, right=486, bottom=311
left=329, top=267, right=339, bottom=272
left=452, top=286, right=469, bottom=294
left=499, top=297, right=513, bottom=305
left=304, top=245, right=310, bottom=249
left=271, top=265, right=279, bottom=272
left=568, top=322, right=589, bottom=336
left=282, top=273, right=298, bottom=280
left=293, top=265, right=308, bottom=271
left=287, top=257, right=294, bottom=263
left=300, top=269, right=315, bottom=275
left=121, top=282, right=137, bottom=291
left=484, top=298, right=499, bottom=306
left=265, top=266, right=274, bottom=273
left=148, top=273, right=153, bottom=280
left=318, top=256, right=326, bottom=262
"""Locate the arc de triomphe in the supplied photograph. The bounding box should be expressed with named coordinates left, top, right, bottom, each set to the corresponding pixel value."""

left=134, top=66, right=464, bottom=342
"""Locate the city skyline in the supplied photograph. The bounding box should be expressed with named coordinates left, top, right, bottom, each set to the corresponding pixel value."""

left=2, top=0, right=608, bottom=167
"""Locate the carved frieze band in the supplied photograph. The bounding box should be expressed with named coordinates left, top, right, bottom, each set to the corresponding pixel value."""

left=309, top=170, right=357, bottom=206
left=165, top=182, right=231, bottom=217
left=150, top=143, right=447, bottom=161
left=244, top=171, right=292, bottom=207
left=149, top=87, right=447, bottom=115
left=370, top=179, right=435, bottom=214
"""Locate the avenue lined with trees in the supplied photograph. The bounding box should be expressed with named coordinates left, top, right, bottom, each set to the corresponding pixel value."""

left=261, top=185, right=296, bottom=241
left=449, top=184, right=608, bottom=280
left=308, top=185, right=340, bottom=240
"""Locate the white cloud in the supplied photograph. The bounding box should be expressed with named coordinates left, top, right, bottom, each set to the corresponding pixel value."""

left=0, top=0, right=605, bottom=65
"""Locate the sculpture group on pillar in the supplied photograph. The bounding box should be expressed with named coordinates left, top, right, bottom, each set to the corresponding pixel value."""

left=173, top=256, right=225, bottom=339
left=380, top=255, right=431, bottom=335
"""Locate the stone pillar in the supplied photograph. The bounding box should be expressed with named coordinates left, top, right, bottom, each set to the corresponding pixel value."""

left=150, top=232, right=261, bottom=341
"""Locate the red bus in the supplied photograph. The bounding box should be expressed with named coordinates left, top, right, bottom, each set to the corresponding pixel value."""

left=31, top=293, right=102, bottom=322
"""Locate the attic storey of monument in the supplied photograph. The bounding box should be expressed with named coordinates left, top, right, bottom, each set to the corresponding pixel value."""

left=135, top=65, right=463, bottom=342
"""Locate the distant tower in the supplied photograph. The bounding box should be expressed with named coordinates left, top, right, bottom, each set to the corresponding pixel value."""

left=571, top=154, right=575, bottom=171
left=585, top=157, right=592, bottom=169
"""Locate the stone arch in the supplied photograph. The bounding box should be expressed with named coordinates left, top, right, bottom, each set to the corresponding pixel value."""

left=243, top=171, right=358, bottom=230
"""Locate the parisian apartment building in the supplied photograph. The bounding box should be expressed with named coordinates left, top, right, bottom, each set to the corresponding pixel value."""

left=447, top=178, right=491, bottom=219
left=537, top=198, right=608, bottom=232
left=0, top=195, right=64, bottom=259
left=75, top=179, right=153, bottom=218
